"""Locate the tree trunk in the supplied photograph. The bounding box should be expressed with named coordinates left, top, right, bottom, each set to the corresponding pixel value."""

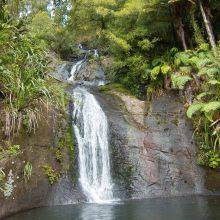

left=198, top=0, right=216, bottom=49
left=176, top=17, right=188, bottom=50
left=171, top=5, right=188, bottom=50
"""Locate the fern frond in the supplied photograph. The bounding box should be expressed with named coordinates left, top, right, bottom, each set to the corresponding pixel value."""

left=179, top=66, right=192, bottom=74
left=197, top=92, right=214, bottom=100
left=171, top=75, right=192, bottom=90
left=207, top=80, right=220, bottom=85
left=187, top=103, right=204, bottom=118
left=198, top=67, right=219, bottom=77
left=203, top=102, right=220, bottom=113
left=161, top=64, right=171, bottom=75
left=174, top=52, right=191, bottom=66
left=196, top=58, right=212, bottom=69
left=150, top=66, right=160, bottom=80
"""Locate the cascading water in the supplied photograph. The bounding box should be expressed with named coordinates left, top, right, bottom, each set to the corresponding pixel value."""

left=68, top=59, right=85, bottom=82
left=73, top=87, right=114, bottom=203
left=94, top=49, right=99, bottom=58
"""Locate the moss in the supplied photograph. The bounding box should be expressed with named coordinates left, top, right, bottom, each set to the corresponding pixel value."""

left=66, top=123, right=74, bottom=160
left=99, top=83, right=133, bottom=96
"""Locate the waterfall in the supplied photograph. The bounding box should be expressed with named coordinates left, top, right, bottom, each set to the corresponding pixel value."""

left=73, top=87, right=114, bottom=203
left=94, top=49, right=99, bottom=58
left=68, top=59, right=84, bottom=82
left=78, top=44, right=83, bottom=50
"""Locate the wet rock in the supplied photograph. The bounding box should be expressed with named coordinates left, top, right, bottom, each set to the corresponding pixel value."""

left=95, top=90, right=219, bottom=200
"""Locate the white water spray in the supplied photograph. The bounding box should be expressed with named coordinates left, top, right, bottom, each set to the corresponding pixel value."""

left=68, top=60, right=84, bottom=82
left=73, top=87, right=114, bottom=203
left=94, top=49, right=99, bottom=58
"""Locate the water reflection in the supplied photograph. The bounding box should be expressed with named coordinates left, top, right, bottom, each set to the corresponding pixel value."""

left=79, top=203, right=115, bottom=220
left=5, top=196, right=220, bottom=220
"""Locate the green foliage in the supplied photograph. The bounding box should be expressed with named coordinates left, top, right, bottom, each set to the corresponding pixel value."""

left=43, top=165, right=60, bottom=185
left=0, top=19, right=65, bottom=137
left=23, top=162, right=32, bottom=181
left=208, top=151, right=220, bottom=168
left=7, top=145, right=21, bottom=157
left=0, top=169, right=5, bottom=185
left=29, top=12, right=55, bottom=40
left=187, top=103, right=204, bottom=118
left=171, top=75, right=192, bottom=89
left=0, top=144, right=21, bottom=160
left=0, top=0, right=219, bottom=171
left=55, top=149, right=63, bottom=162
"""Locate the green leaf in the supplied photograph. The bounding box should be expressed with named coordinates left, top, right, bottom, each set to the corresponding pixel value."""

left=203, top=102, right=220, bottom=113
left=187, top=103, right=204, bottom=118
left=197, top=92, right=214, bottom=100
left=198, top=67, right=219, bottom=77
left=171, top=75, right=192, bottom=90
left=161, top=64, right=171, bottom=75
left=207, top=80, right=220, bottom=85
left=179, top=66, right=192, bottom=74
left=150, top=66, right=161, bottom=80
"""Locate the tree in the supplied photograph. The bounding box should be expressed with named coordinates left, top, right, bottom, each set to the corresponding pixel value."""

left=198, top=0, right=216, bottom=49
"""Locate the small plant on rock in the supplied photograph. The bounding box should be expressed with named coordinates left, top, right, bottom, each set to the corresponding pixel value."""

left=24, top=162, right=33, bottom=181
left=6, top=145, right=21, bottom=157
left=43, top=165, right=60, bottom=185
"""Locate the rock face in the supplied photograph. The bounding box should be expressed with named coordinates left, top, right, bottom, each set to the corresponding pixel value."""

left=95, top=89, right=219, bottom=199
left=0, top=109, right=84, bottom=219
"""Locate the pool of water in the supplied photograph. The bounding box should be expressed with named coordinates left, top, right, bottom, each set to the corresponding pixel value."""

left=5, top=196, right=220, bottom=220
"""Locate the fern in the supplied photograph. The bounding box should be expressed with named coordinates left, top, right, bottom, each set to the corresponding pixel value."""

left=188, top=56, right=200, bottom=67
left=150, top=66, right=160, bottom=80
left=174, top=52, right=191, bottom=66
left=187, top=101, right=220, bottom=118
left=187, top=103, right=204, bottom=118
left=161, top=64, right=171, bottom=75
left=171, top=75, right=192, bottom=90
left=207, top=80, right=220, bottom=85
left=179, top=66, right=192, bottom=74
left=197, top=92, right=214, bottom=100
left=203, top=102, right=220, bottom=113
left=196, top=58, right=211, bottom=69
left=198, top=67, right=219, bottom=77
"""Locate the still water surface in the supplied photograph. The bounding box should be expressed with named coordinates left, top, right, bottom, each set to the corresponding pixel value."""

left=5, top=196, right=220, bottom=220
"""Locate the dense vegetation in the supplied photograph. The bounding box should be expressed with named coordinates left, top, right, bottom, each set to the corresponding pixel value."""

left=0, top=1, right=66, bottom=138
left=0, top=0, right=219, bottom=168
